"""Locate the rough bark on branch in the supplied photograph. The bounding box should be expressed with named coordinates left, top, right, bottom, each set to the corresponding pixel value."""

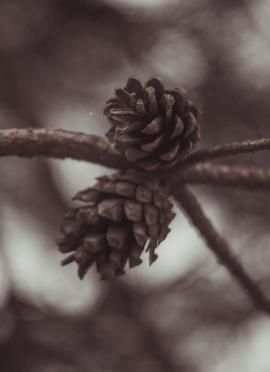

left=183, top=137, right=270, bottom=165
left=2, top=129, right=270, bottom=192
left=173, top=185, right=270, bottom=315
left=177, top=163, right=270, bottom=190
left=0, top=128, right=128, bottom=169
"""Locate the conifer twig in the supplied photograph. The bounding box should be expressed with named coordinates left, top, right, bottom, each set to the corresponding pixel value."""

left=0, top=128, right=127, bottom=169
left=183, top=137, right=270, bottom=165
left=2, top=129, right=270, bottom=192
left=177, top=163, right=270, bottom=191
left=173, top=185, right=270, bottom=315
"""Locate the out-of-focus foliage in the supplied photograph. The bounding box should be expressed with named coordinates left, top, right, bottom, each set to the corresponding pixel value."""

left=1, top=0, right=270, bottom=371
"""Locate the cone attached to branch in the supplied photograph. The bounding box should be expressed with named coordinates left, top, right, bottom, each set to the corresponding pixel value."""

left=104, top=77, right=200, bottom=170
left=57, top=171, right=175, bottom=280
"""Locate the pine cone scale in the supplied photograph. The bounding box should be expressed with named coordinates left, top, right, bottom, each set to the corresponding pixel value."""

left=169, top=116, right=184, bottom=139
left=159, top=140, right=180, bottom=162
left=144, top=204, right=158, bottom=225
left=106, top=225, right=128, bottom=249
left=125, top=77, right=144, bottom=98
left=145, top=77, right=164, bottom=98
left=144, top=86, right=158, bottom=115
left=115, top=87, right=131, bottom=106
left=142, top=117, right=163, bottom=134
left=133, top=222, right=148, bottom=247
left=97, top=199, right=124, bottom=221
left=140, top=134, right=164, bottom=153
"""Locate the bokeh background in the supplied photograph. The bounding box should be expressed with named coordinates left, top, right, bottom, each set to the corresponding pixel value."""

left=1, top=0, right=270, bottom=371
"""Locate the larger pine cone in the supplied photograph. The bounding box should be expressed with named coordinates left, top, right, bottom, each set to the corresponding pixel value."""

left=57, top=171, right=175, bottom=280
left=104, top=77, right=200, bottom=170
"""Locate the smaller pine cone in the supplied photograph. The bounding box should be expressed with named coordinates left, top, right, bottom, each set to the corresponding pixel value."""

left=104, top=76, right=200, bottom=170
left=57, top=171, right=175, bottom=280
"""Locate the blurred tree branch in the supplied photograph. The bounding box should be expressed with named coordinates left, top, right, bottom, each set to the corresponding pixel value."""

left=174, top=185, right=270, bottom=315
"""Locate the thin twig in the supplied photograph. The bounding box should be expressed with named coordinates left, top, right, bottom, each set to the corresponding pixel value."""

left=0, top=128, right=128, bottom=169
left=173, top=185, right=270, bottom=315
left=182, top=137, right=270, bottom=166
left=177, top=163, right=270, bottom=190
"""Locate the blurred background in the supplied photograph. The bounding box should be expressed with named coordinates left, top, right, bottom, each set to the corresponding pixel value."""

left=1, top=0, right=270, bottom=371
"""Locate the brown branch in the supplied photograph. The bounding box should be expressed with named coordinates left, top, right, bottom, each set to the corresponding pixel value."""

left=173, top=185, right=270, bottom=315
left=182, top=137, right=270, bottom=165
left=2, top=128, right=270, bottom=192
left=2, top=129, right=270, bottom=314
left=0, top=128, right=128, bottom=169
left=176, top=163, right=270, bottom=190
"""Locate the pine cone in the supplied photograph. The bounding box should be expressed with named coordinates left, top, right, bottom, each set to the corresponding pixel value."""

left=57, top=171, right=175, bottom=280
left=104, top=77, right=200, bottom=170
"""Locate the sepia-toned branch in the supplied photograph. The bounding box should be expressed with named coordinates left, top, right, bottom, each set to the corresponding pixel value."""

left=2, top=129, right=270, bottom=193
left=173, top=185, right=270, bottom=315
left=183, top=137, right=270, bottom=165
left=177, top=163, right=270, bottom=191
left=0, top=128, right=128, bottom=169
left=2, top=127, right=270, bottom=314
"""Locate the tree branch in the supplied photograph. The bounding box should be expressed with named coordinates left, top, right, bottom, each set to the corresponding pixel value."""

left=2, top=129, right=270, bottom=192
left=2, top=129, right=270, bottom=313
left=183, top=137, right=270, bottom=165
left=173, top=185, right=270, bottom=315
left=177, top=163, right=270, bottom=190
left=0, top=128, right=128, bottom=169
